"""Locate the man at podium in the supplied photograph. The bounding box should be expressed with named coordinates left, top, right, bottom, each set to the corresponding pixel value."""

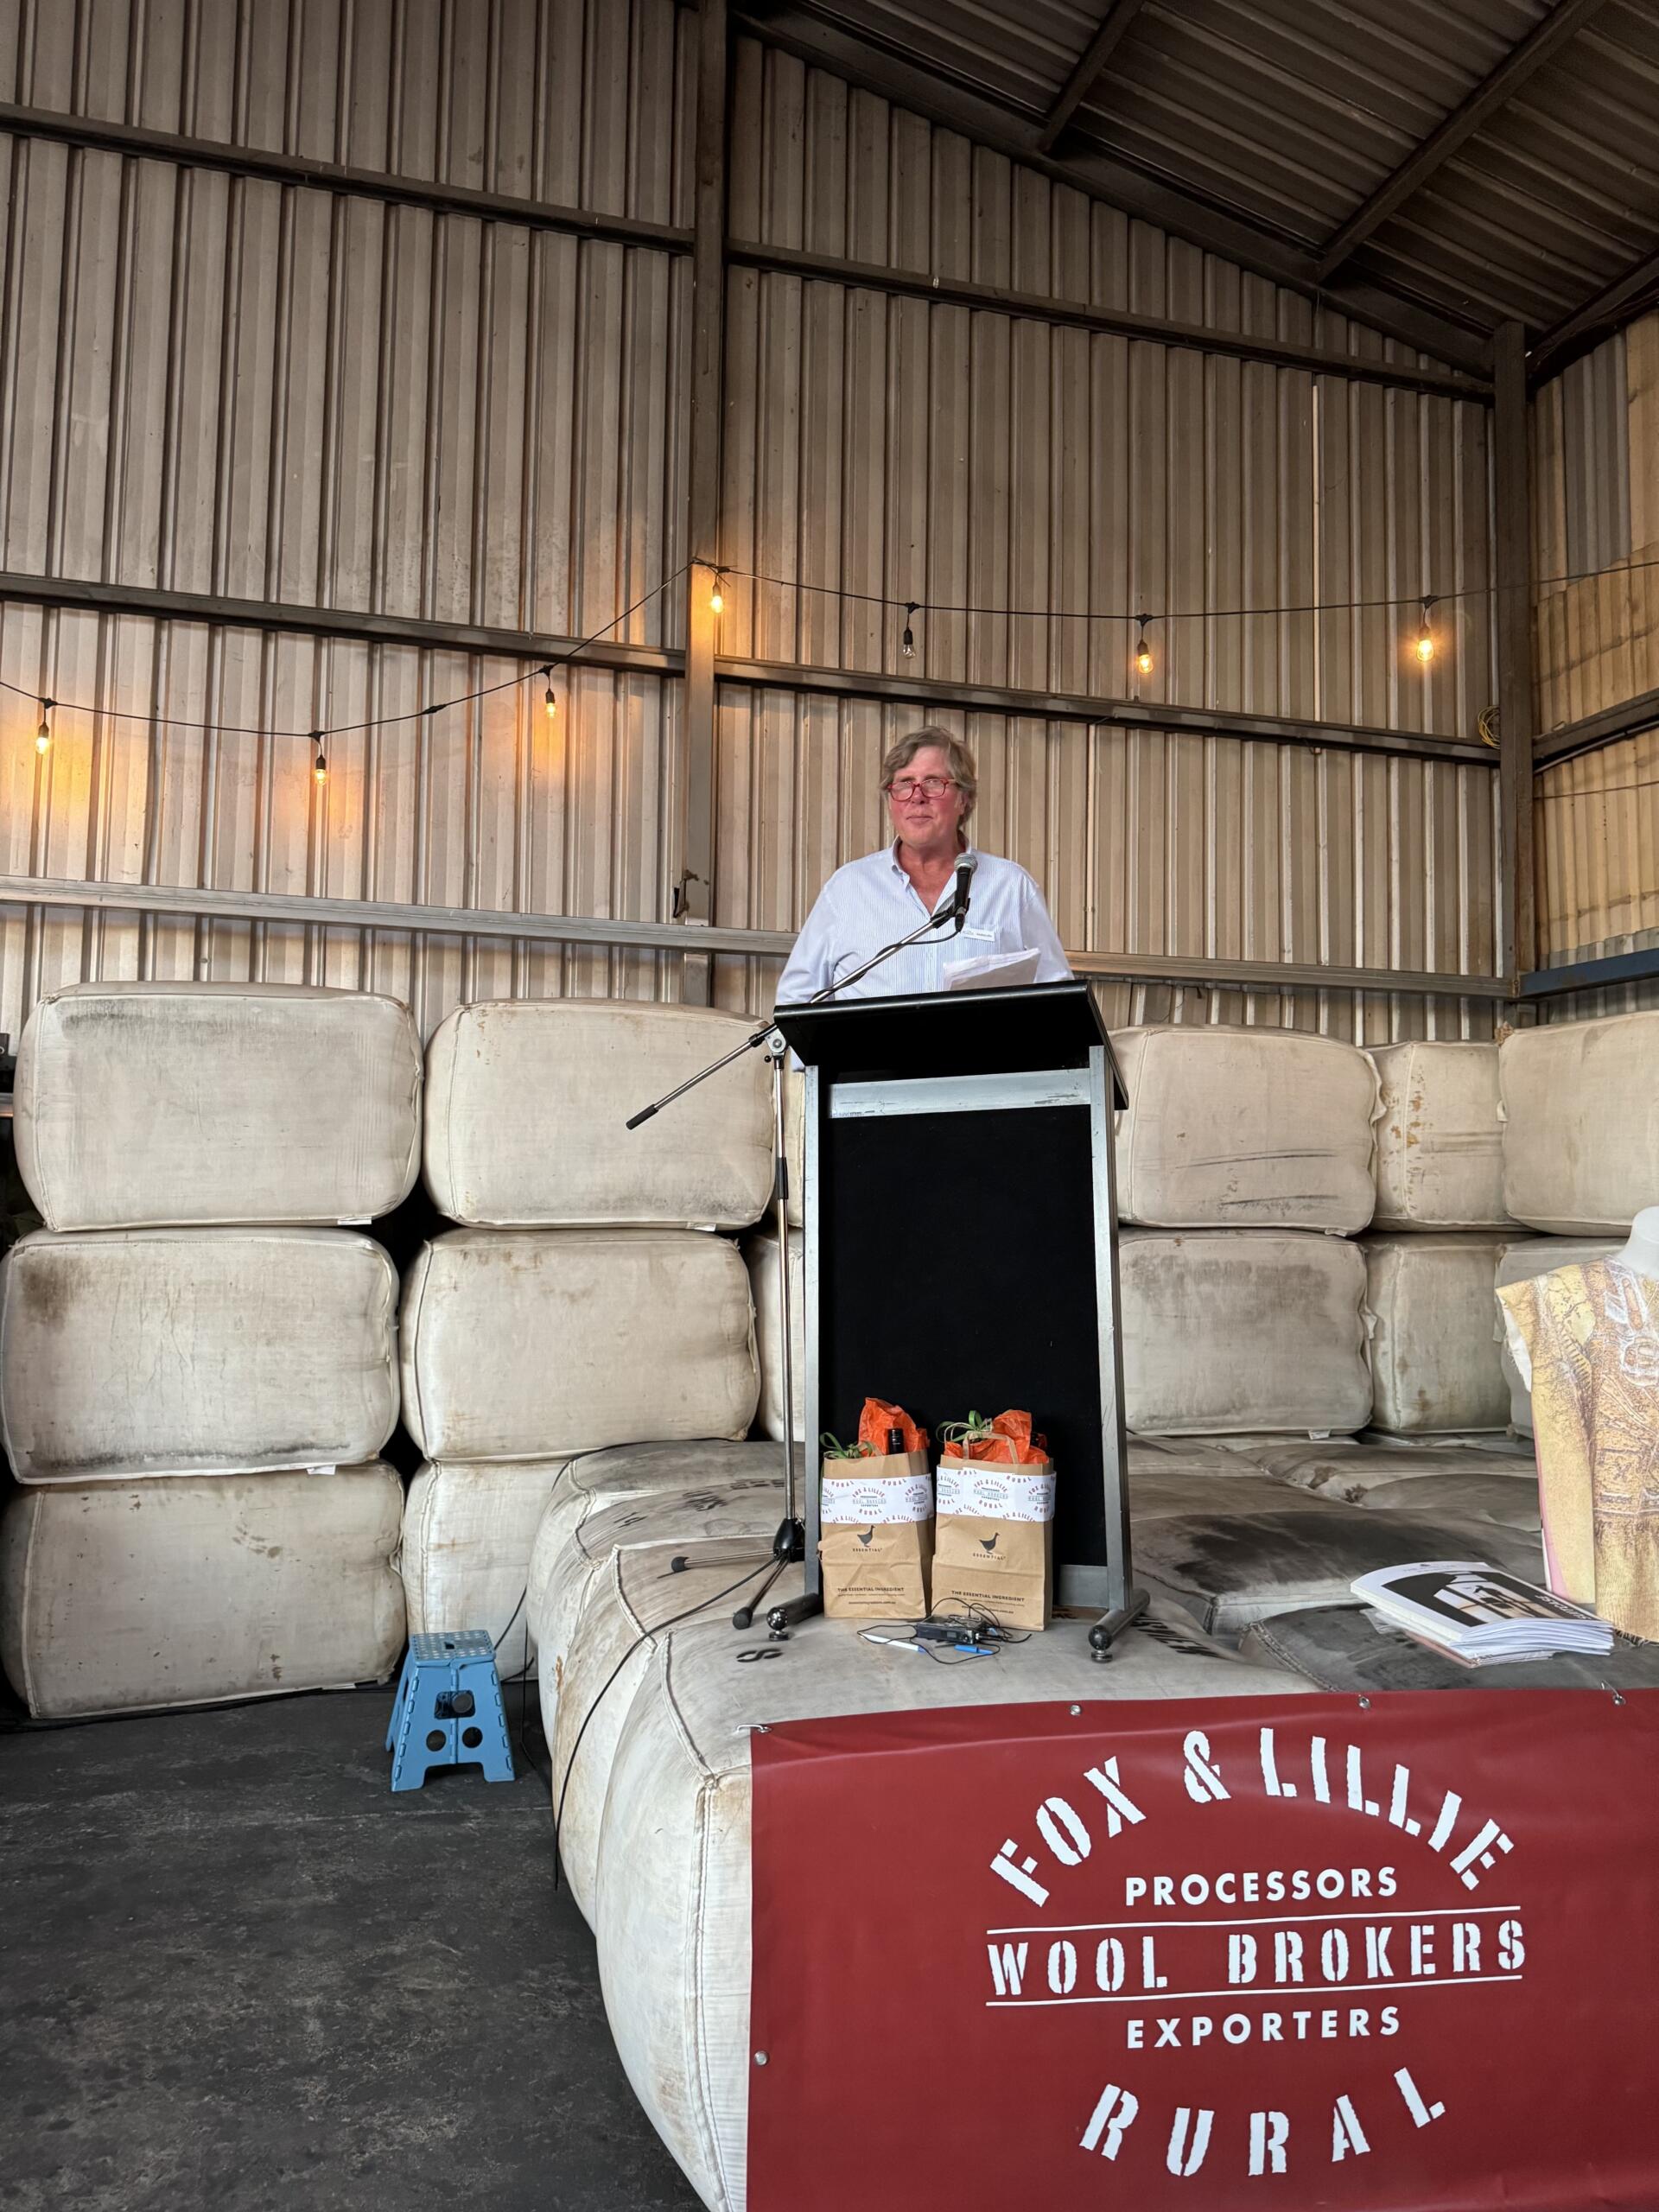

left=775, top=728, right=1072, bottom=1002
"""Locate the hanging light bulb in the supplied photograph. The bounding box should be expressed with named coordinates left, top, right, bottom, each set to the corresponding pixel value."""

left=901, top=602, right=917, bottom=658
left=1414, top=597, right=1435, bottom=665
left=312, top=734, right=327, bottom=785
left=709, top=569, right=725, bottom=615
left=35, top=697, right=51, bottom=755
left=1135, top=618, right=1154, bottom=677
left=543, top=664, right=557, bottom=721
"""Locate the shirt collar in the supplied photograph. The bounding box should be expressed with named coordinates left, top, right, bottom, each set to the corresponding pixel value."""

left=887, top=835, right=976, bottom=877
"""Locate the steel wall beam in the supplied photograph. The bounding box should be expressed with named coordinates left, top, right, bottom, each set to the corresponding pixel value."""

left=727, top=241, right=1488, bottom=398
left=734, top=5, right=1493, bottom=376
left=0, top=874, right=1507, bottom=1000
left=0, top=573, right=1497, bottom=768
left=716, top=654, right=1500, bottom=767
left=1313, top=0, right=1614, bottom=283
left=1493, top=321, right=1539, bottom=990
left=1519, top=945, right=1659, bottom=997
left=1535, top=685, right=1659, bottom=768
left=0, top=569, right=679, bottom=679
left=680, top=0, right=731, bottom=1004
left=0, top=101, right=692, bottom=253
left=1034, top=0, right=1149, bottom=156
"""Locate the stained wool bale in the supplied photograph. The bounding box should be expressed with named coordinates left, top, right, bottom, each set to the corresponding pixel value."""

left=1494, top=1237, right=1621, bottom=1433
left=423, top=1000, right=772, bottom=1229
left=0, top=1228, right=399, bottom=1482
left=1370, top=1040, right=1512, bottom=1230
left=1111, top=1025, right=1377, bottom=1230
left=0, top=1465, right=405, bottom=1719
left=1500, top=1014, right=1659, bottom=1232
left=401, top=1460, right=572, bottom=1680
left=1363, top=1233, right=1512, bottom=1434
left=549, top=1522, right=784, bottom=1925
left=1128, top=1460, right=1544, bottom=1640
left=530, top=1459, right=785, bottom=1771
left=595, top=1611, right=1312, bottom=2212
left=14, top=982, right=420, bottom=1230
left=1228, top=1438, right=1541, bottom=1531
left=1120, top=1228, right=1372, bottom=1435
left=744, top=1227, right=804, bottom=1441
left=400, top=1229, right=758, bottom=1460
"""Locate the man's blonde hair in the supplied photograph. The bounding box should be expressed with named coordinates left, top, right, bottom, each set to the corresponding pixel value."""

left=880, top=727, right=977, bottom=821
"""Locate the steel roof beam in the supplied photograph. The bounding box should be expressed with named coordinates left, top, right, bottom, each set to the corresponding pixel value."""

left=1035, top=0, right=1149, bottom=156
left=1313, top=0, right=1614, bottom=285
left=735, top=5, right=1493, bottom=377
left=1529, top=245, right=1659, bottom=381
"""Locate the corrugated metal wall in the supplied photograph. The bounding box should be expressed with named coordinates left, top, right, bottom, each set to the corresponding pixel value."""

left=0, top=3, right=1501, bottom=1048
left=1532, top=312, right=1659, bottom=990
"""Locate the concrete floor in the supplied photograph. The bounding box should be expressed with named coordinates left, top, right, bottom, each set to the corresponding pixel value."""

left=0, top=1687, right=699, bottom=2212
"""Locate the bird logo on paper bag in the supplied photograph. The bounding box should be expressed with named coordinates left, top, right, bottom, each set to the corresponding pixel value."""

left=980, top=1533, right=1000, bottom=1554
left=857, top=1527, right=876, bottom=1548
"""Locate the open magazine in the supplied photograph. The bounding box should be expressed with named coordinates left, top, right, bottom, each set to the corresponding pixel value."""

left=1350, top=1560, right=1613, bottom=1667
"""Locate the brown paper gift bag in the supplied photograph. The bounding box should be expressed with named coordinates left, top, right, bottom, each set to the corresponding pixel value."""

left=818, top=1451, right=933, bottom=1618
left=931, top=1455, right=1056, bottom=1630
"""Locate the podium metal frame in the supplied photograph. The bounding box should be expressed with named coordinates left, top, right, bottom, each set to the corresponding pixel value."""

left=779, top=982, right=1146, bottom=1655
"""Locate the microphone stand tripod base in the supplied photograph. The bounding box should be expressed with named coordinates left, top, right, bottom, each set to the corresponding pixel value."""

left=732, top=1516, right=808, bottom=1632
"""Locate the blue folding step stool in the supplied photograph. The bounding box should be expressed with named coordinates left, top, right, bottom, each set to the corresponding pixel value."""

left=385, top=1630, right=515, bottom=1793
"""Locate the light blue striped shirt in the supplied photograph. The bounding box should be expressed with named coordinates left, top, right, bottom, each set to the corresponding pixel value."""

left=776, top=842, right=1072, bottom=1004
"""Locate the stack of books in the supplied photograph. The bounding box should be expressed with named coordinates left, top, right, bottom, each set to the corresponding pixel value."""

left=1350, top=1560, right=1614, bottom=1668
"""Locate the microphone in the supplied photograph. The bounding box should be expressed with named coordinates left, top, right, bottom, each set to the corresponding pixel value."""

left=950, top=849, right=979, bottom=934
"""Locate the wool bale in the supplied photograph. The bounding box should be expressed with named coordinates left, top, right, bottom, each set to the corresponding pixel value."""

left=1369, top=1040, right=1511, bottom=1230
left=1493, top=1237, right=1621, bottom=1432
left=595, top=1612, right=1310, bottom=2212
left=1363, top=1233, right=1512, bottom=1433
left=1500, top=1013, right=1659, bottom=1231
left=529, top=1458, right=785, bottom=1788
left=0, top=1228, right=399, bottom=1482
left=423, top=1000, right=772, bottom=1229
left=400, top=1460, right=573, bottom=1680
left=744, top=1227, right=804, bottom=1442
left=14, top=982, right=420, bottom=1230
left=399, top=1229, right=758, bottom=1460
left=0, top=1465, right=405, bottom=1718
left=1128, top=1459, right=1544, bottom=1639
left=1230, top=1437, right=1541, bottom=1530
left=1112, top=1024, right=1377, bottom=1230
left=1120, top=1228, right=1372, bottom=1435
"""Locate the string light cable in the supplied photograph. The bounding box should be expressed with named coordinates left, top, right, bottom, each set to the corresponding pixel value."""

left=1, top=560, right=691, bottom=754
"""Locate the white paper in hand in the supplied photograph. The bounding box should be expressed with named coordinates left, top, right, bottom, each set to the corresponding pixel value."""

left=943, top=948, right=1042, bottom=992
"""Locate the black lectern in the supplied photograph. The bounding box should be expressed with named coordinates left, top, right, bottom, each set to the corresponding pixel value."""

left=772, top=980, right=1147, bottom=1654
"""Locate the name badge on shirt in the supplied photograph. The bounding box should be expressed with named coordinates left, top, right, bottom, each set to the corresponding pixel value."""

left=960, top=925, right=998, bottom=943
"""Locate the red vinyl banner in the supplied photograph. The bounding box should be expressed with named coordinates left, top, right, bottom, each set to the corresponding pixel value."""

left=748, top=1690, right=1659, bottom=2211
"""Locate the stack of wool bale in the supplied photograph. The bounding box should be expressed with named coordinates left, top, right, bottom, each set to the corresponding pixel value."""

left=1359, top=1039, right=1518, bottom=1438
left=1110, top=1026, right=1378, bottom=1437
left=397, top=1002, right=770, bottom=1679
left=1493, top=1013, right=1658, bottom=1433
left=0, top=983, right=416, bottom=1718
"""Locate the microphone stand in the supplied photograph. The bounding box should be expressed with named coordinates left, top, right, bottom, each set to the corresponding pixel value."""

left=625, top=887, right=973, bottom=1635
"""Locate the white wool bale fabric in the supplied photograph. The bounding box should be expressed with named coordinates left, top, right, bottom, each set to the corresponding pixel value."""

left=401, top=1460, right=572, bottom=1680
left=14, top=982, right=420, bottom=1230
left=530, top=1459, right=786, bottom=1787
left=1500, top=1014, right=1659, bottom=1231
left=1363, top=1234, right=1512, bottom=1434
left=1230, top=1438, right=1541, bottom=1530
left=595, top=1612, right=1310, bottom=2212
left=0, top=1465, right=405, bottom=1718
left=1119, top=1228, right=1372, bottom=1435
left=0, top=1228, right=399, bottom=1482
left=1493, top=1237, right=1622, bottom=1432
left=549, top=1514, right=784, bottom=1926
left=423, top=1000, right=772, bottom=1229
left=1127, top=1461, right=1545, bottom=1639
left=1112, top=1025, right=1378, bottom=1230
left=399, top=1229, right=759, bottom=1460
left=744, top=1227, right=804, bottom=1441
left=1369, top=1040, right=1511, bottom=1230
